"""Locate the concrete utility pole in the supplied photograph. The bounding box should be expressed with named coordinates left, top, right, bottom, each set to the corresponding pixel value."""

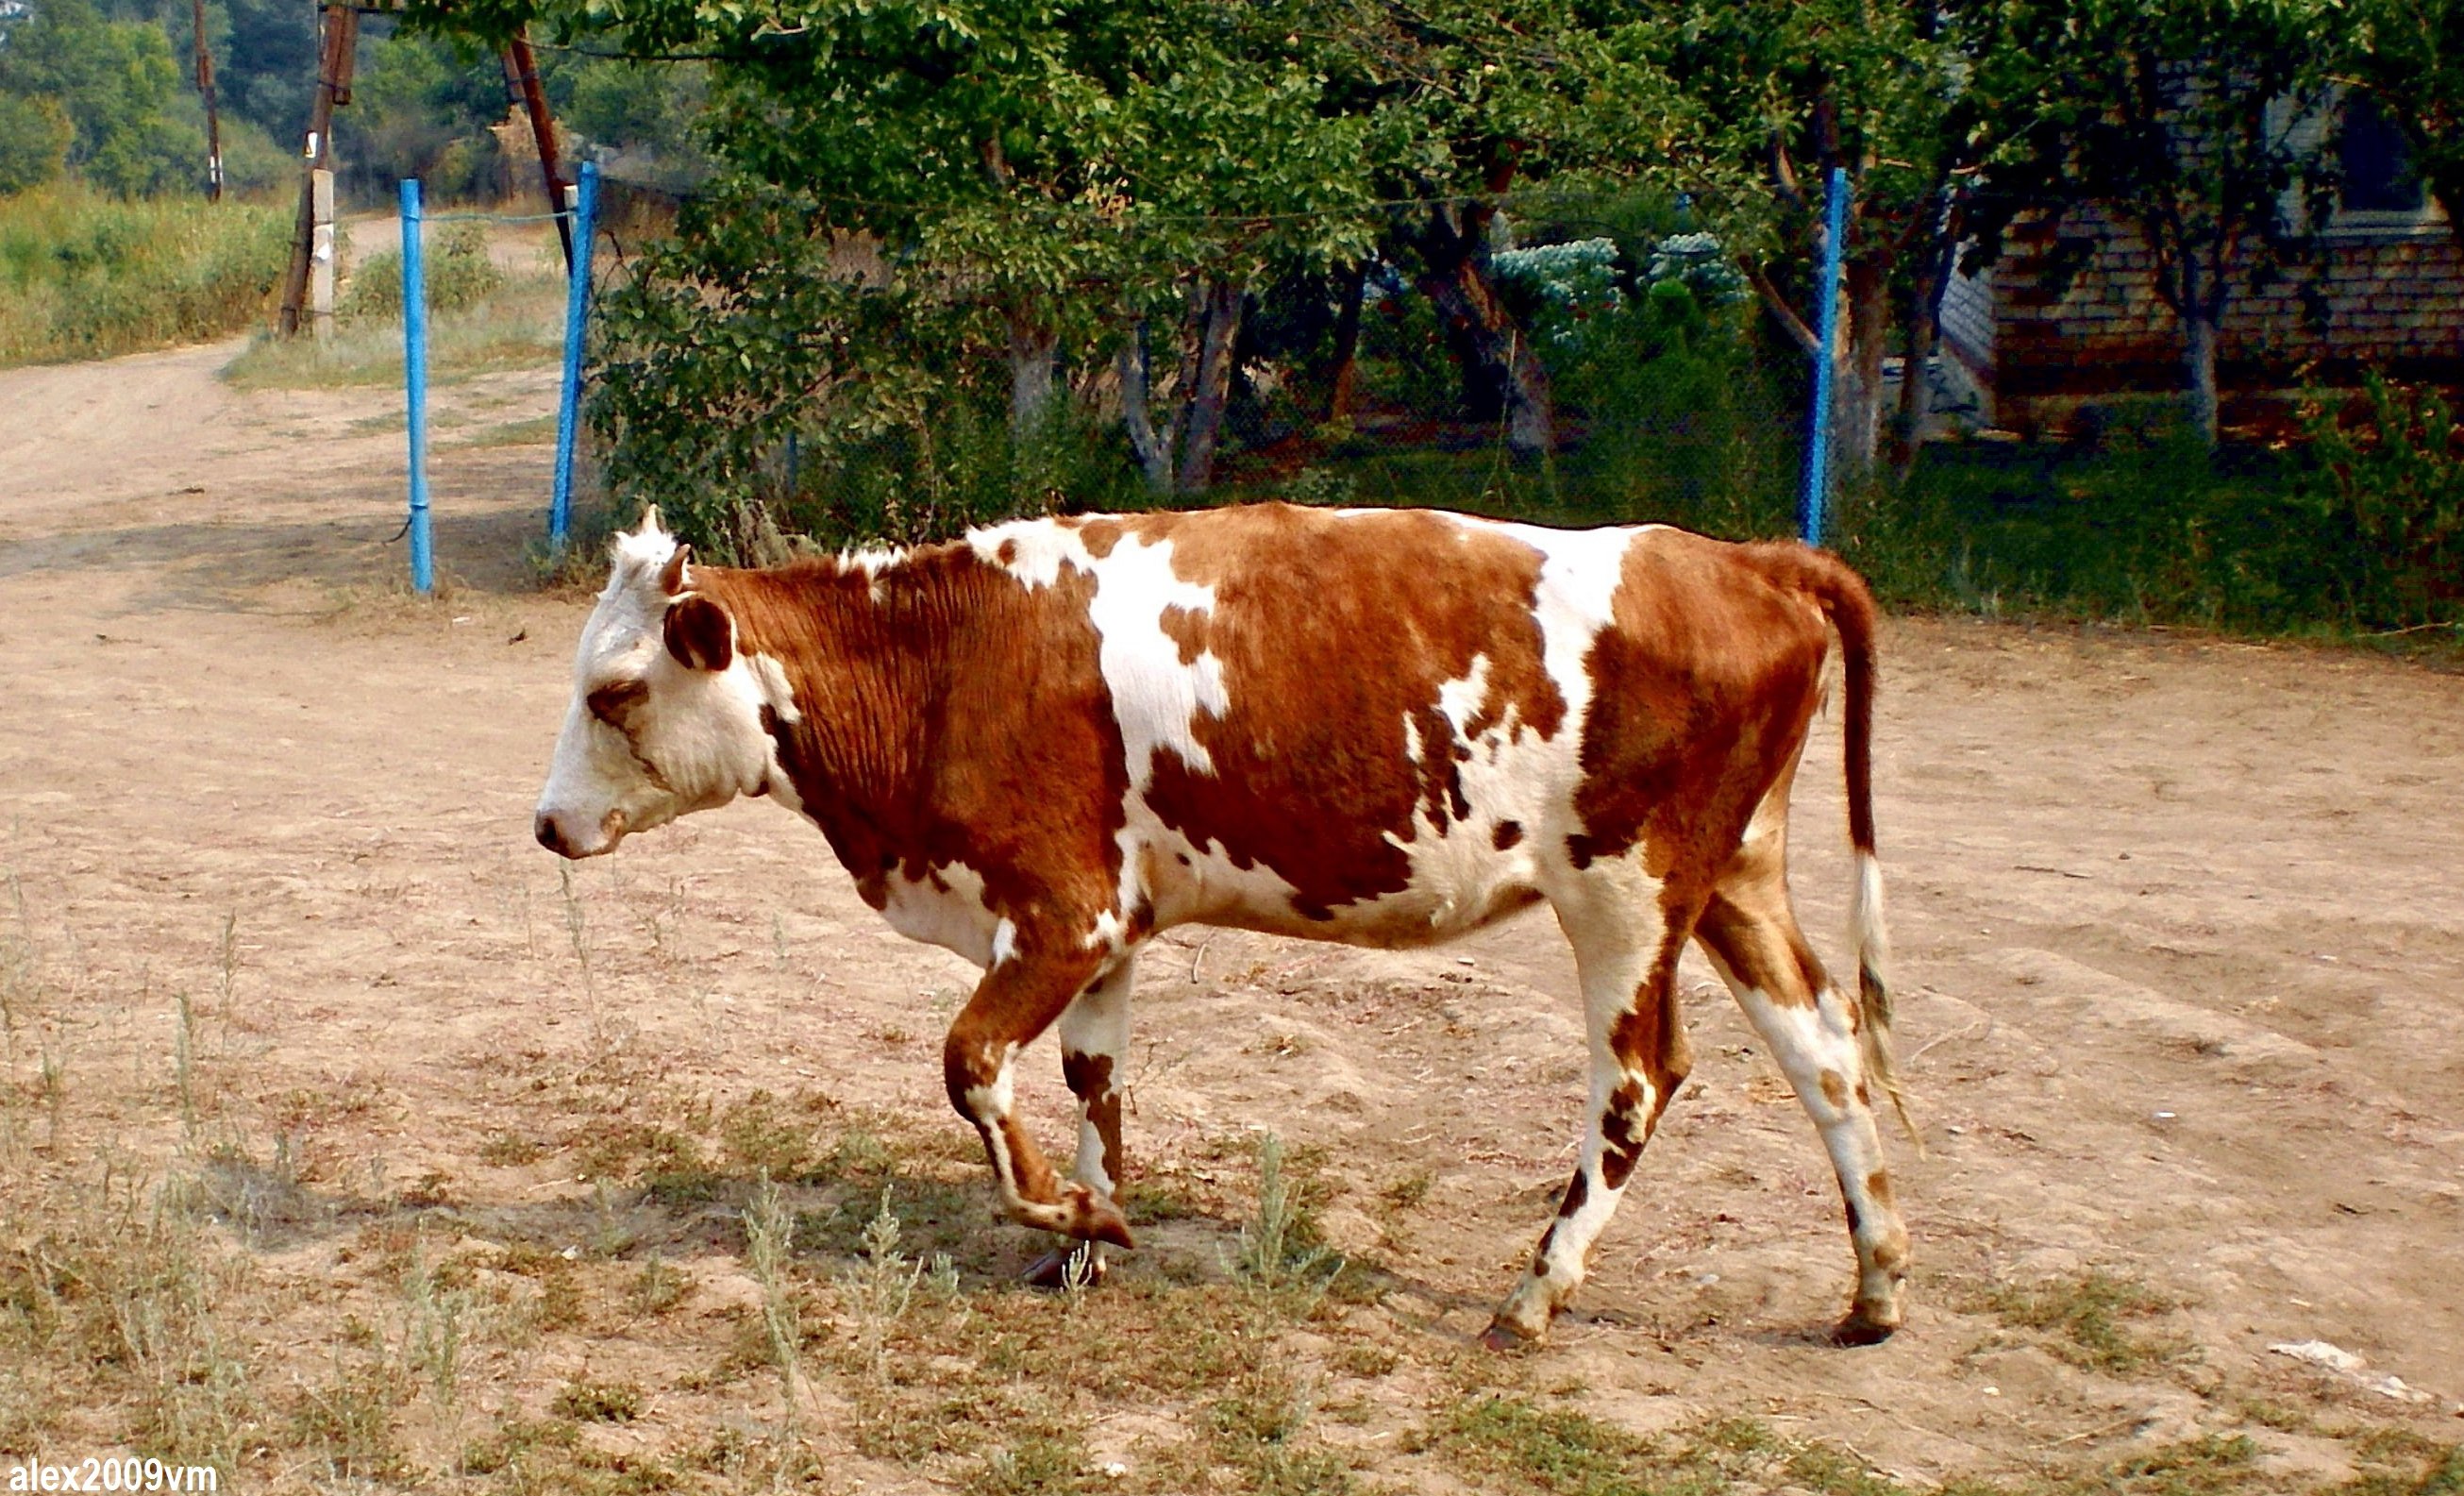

left=191, top=0, right=222, bottom=201
left=277, top=4, right=360, bottom=336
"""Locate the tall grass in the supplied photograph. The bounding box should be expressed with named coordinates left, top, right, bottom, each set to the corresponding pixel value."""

left=0, top=185, right=287, bottom=367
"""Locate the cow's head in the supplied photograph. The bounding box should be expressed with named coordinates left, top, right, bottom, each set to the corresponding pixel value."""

left=533, top=512, right=782, bottom=858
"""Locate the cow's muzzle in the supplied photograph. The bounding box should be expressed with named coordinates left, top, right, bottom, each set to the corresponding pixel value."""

left=533, top=807, right=625, bottom=858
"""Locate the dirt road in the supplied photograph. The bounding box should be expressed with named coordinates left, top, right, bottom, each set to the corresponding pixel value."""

left=1, top=333, right=2458, bottom=1493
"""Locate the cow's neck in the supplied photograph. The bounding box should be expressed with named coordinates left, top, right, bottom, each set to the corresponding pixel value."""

left=698, top=553, right=949, bottom=893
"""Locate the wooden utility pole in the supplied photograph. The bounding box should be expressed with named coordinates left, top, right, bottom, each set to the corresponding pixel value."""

left=499, top=31, right=574, bottom=269
left=277, top=5, right=360, bottom=336
left=191, top=0, right=223, bottom=201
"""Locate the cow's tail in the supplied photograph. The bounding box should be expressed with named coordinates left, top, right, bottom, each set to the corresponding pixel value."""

left=1771, top=546, right=1919, bottom=1148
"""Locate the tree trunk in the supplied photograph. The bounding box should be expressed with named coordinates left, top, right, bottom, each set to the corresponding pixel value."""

left=1116, top=324, right=1172, bottom=494
left=1832, top=258, right=1892, bottom=491
left=1175, top=280, right=1244, bottom=494
left=1325, top=262, right=1366, bottom=423
left=2183, top=310, right=2221, bottom=449
left=1890, top=223, right=1957, bottom=482
left=1415, top=207, right=1553, bottom=457
left=1008, top=316, right=1060, bottom=437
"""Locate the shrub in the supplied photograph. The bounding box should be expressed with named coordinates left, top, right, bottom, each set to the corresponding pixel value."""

left=0, top=184, right=286, bottom=365
left=340, top=220, right=502, bottom=324
left=2297, top=376, right=2464, bottom=630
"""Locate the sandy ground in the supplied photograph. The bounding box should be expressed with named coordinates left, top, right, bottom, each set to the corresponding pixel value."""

left=1, top=328, right=2460, bottom=1492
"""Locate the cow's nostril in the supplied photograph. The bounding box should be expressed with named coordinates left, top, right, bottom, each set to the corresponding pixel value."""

left=534, top=813, right=564, bottom=854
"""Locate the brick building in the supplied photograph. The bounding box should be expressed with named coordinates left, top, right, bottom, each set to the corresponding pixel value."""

left=1937, top=98, right=2461, bottom=435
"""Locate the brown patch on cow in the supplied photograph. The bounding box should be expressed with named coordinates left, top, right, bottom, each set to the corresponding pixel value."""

left=997, top=537, right=1018, bottom=564
left=1062, top=1050, right=1125, bottom=1186
left=1819, top=1068, right=1850, bottom=1111
left=586, top=678, right=648, bottom=729
left=1531, top=1221, right=1558, bottom=1275
left=1867, top=1170, right=1896, bottom=1212
left=1492, top=820, right=1523, bottom=850
left=1571, top=531, right=1836, bottom=886
left=1159, top=604, right=1208, bottom=666
left=1074, top=518, right=1124, bottom=559
left=1694, top=834, right=1834, bottom=1013
left=994, top=1113, right=1059, bottom=1203
left=1121, top=505, right=1566, bottom=921
left=1873, top=1236, right=1909, bottom=1273
left=692, top=547, right=1131, bottom=940
left=1600, top=1080, right=1649, bottom=1191
left=1556, top=1168, right=1589, bottom=1220
left=662, top=595, right=734, bottom=672
left=1855, top=1079, right=1871, bottom=1106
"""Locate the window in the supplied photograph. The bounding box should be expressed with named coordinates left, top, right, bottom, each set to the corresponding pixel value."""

left=2338, top=93, right=2425, bottom=216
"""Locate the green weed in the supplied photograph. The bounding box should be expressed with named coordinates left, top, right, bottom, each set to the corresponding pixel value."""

left=0, top=185, right=287, bottom=366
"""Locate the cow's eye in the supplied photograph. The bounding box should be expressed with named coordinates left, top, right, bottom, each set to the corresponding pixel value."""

left=587, top=680, right=649, bottom=728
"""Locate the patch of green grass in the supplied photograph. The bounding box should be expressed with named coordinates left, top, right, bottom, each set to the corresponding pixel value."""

left=550, top=1376, right=643, bottom=1423
left=1973, top=1269, right=2181, bottom=1374
left=1204, top=1364, right=1355, bottom=1496
left=0, top=184, right=288, bottom=366
left=964, top=1428, right=1102, bottom=1496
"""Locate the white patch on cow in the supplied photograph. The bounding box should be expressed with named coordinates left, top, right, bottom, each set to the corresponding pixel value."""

left=880, top=862, right=1003, bottom=967
left=1082, top=533, right=1226, bottom=788
left=970, top=519, right=1090, bottom=591
left=1081, top=908, right=1127, bottom=952
left=839, top=545, right=906, bottom=578
left=1435, top=652, right=1491, bottom=737
left=989, top=918, right=1018, bottom=968
left=746, top=651, right=800, bottom=723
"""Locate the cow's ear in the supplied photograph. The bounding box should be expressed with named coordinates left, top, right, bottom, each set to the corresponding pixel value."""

left=663, top=595, right=734, bottom=672
left=657, top=543, right=692, bottom=597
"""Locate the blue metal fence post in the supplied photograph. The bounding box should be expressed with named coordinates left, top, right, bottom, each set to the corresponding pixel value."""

left=1800, top=164, right=1849, bottom=547
left=401, top=177, right=433, bottom=596
left=550, top=160, right=599, bottom=551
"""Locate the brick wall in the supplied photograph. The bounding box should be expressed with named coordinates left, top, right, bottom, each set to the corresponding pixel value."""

left=1939, top=204, right=2464, bottom=434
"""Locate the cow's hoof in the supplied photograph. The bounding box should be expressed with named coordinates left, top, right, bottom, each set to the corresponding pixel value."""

left=1067, top=1189, right=1137, bottom=1250
left=1022, top=1246, right=1109, bottom=1291
left=1478, top=1316, right=1545, bottom=1353
left=1828, top=1310, right=1901, bottom=1347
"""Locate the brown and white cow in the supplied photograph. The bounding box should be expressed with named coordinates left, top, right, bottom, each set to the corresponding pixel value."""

left=534, top=502, right=1913, bottom=1347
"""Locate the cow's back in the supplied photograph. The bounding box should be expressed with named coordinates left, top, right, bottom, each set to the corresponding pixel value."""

left=964, top=504, right=1834, bottom=947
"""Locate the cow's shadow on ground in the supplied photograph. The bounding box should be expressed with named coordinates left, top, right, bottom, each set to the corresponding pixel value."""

left=182, top=1142, right=1566, bottom=1334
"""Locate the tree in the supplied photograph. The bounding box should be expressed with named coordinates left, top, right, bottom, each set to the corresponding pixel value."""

left=1654, top=0, right=2040, bottom=485
left=0, top=0, right=200, bottom=193
left=1981, top=0, right=2336, bottom=448
left=1295, top=0, right=1685, bottom=458
left=0, top=92, right=74, bottom=193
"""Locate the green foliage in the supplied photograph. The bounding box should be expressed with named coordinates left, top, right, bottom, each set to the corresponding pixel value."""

left=339, top=220, right=503, bottom=323
left=1819, top=388, right=2463, bottom=641
left=2295, top=377, right=2464, bottom=630
left=0, top=0, right=201, bottom=195
left=0, top=182, right=284, bottom=364
left=0, top=93, right=74, bottom=195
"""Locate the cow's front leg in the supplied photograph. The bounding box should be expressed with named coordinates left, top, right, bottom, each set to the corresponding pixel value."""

left=1026, top=953, right=1136, bottom=1287
left=944, top=948, right=1134, bottom=1249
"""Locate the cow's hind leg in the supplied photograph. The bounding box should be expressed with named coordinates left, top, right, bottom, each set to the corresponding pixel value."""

left=943, top=949, right=1134, bottom=1250
left=1025, top=955, right=1135, bottom=1287
left=1485, top=866, right=1698, bottom=1348
left=1695, top=856, right=1908, bottom=1343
